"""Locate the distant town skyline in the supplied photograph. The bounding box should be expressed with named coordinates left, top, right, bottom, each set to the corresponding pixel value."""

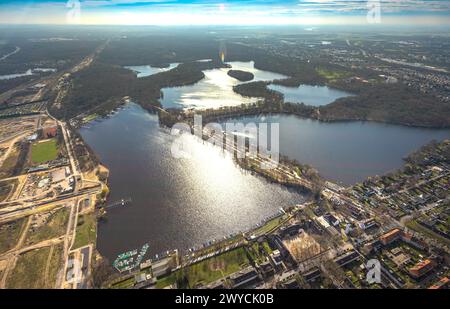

left=0, top=0, right=450, bottom=25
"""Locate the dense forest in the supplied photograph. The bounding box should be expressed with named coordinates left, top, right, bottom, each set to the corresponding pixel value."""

left=51, top=62, right=135, bottom=119
left=55, top=59, right=228, bottom=119
left=0, top=75, right=35, bottom=94
left=99, top=36, right=221, bottom=66
left=0, top=40, right=101, bottom=74
left=233, top=81, right=276, bottom=99
left=318, top=83, right=450, bottom=128
left=225, top=42, right=326, bottom=85
left=227, top=69, right=254, bottom=82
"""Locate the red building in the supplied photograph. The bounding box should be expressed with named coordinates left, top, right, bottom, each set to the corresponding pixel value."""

left=409, top=259, right=434, bottom=279
left=429, top=277, right=449, bottom=289
left=380, top=228, right=402, bottom=245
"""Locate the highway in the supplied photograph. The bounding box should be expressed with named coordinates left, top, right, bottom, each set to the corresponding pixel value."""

left=0, top=184, right=101, bottom=223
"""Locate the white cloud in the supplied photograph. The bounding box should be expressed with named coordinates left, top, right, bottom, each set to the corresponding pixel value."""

left=296, top=0, right=450, bottom=14
left=0, top=0, right=449, bottom=25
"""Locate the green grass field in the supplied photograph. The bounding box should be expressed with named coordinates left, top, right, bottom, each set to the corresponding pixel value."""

left=73, top=214, right=96, bottom=249
left=316, top=68, right=350, bottom=81
left=252, top=214, right=287, bottom=236
left=83, top=113, right=98, bottom=123
left=31, top=139, right=58, bottom=164
left=155, top=272, right=178, bottom=288
left=181, top=247, right=250, bottom=288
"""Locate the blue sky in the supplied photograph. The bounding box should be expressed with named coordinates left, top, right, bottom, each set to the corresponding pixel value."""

left=0, top=0, right=449, bottom=25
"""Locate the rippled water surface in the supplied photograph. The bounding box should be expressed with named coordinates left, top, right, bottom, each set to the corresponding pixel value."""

left=80, top=103, right=306, bottom=260
left=160, top=61, right=287, bottom=109
left=268, top=84, right=353, bottom=106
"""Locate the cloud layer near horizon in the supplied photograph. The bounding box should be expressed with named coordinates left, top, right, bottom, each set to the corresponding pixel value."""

left=0, top=0, right=449, bottom=25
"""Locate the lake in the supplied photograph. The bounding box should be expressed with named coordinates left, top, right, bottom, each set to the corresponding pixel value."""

left=225, top=114, right=450, bottom=185
left=125, top=63, right=180, bottom=78
left=267, top=84, right=353, bottom=106
left=80, top=103, right=306, bottom=261
left=0, top=69, right=32, bottom=80
left=0, top=67, right=57, bottom=80
left=159, top=61, right=287, bottom=109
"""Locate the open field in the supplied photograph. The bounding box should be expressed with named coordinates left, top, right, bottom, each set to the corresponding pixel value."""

left=0, top=179, right=18, bottom=202
left=0, top=217, right=27, bottom=254
left=6, top=247, right=50, bottom=288
left=0, top=145, right=19, bottom=178
left=316, top=68, right=351, bottom=81
left=73, top=213, right=96, bottom=249
left=153, top=247, right=251, bottom=289
left=46, top=244, right=64, bottom=288
left=180, top=247, right=250, bottom=288
left=5, top=244, right=64, bottom=288
left=25, top=208, right=70, bottom=245
left=0, top=117, right=37, bottom=141
left=31, top=139, right=58, bottom=164
left=252, top=214, right=288, bottom=236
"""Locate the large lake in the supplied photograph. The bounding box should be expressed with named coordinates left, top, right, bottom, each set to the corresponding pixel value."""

left=80, top=103, right=306, bottom=260
left=225, top=114, right=450, bottom=185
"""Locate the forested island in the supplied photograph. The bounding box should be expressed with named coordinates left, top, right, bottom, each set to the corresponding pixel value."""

left=227, top=69, right=254, bottom=82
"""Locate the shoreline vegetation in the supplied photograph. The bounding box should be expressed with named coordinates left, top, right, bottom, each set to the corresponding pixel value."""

left=55, top=39, right=449, bottom=129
